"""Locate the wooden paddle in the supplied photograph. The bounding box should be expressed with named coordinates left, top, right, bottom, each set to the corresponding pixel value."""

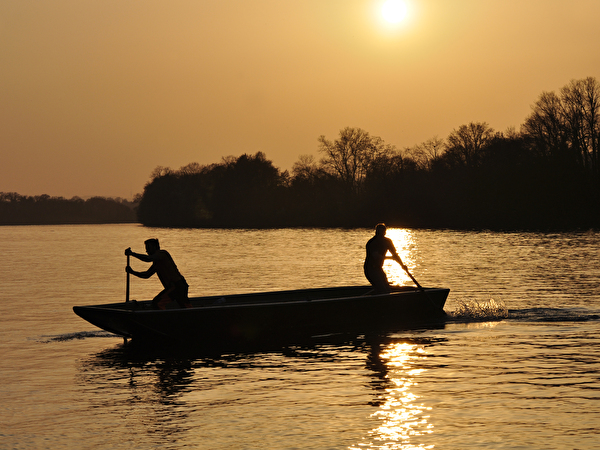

left=122, top=253, right=132, bottom=344
left=126, top=254, right=131, bottom=303
left=388, top=258, right=442, bottom=311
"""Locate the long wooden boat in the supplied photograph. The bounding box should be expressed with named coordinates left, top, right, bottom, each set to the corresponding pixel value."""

left=73, top=285, right=449, bottom=344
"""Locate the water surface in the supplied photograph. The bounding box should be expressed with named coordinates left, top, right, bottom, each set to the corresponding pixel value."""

left=1, top=225, right=599, bottom=449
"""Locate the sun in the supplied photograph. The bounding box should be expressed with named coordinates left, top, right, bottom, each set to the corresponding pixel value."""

left=381, top=0, right=408, bottom=24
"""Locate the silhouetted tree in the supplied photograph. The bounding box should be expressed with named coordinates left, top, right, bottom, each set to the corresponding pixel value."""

left=561, top=77, right=600, bottom=173
left=522, top=77, right=600, bottom=174
left=404, top=136, right=445, bottom=171
left=362, top=151, right=425, bottom=227
left=137, top=152, right=288, bottom=228
left=522, top=91, right=570, bottom=161
left=0, top=193, right=136, bottom=225
left=132, top=77, right=600, bottom=231
left=444, top=122, right=495, bottom=169
left=318, top=127, right=395, bottom=194
left=209, top=152, right=286, bottom=227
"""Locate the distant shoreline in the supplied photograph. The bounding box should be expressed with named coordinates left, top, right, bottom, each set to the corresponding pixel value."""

left=0, top=193, right=138, bottom=226
left=0, top=220, right=139, bottom=226
left=2, top=221, right=597, bottom=234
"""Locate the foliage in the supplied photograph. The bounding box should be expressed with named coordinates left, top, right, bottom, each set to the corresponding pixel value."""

left=58, top=75, right=600, bottom=231
left=0, top=193, right=137, bottom=225
left=137, top=152, right=288, bottom=228
left=317, top=127, right=396, bottom=194
left=445, top=122, right=496, bottom=169
left=522, top=77, right=600, bottom=175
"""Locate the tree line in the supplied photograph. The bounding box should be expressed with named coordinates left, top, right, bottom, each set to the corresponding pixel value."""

left=140, top=76, right=599, bottom=230
left=0, top=193, right=137, bottom=225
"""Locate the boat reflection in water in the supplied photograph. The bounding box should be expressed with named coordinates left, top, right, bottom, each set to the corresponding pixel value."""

left=356, top=340, right=434, bottom=450
left=77, top=331, right=445, bottom=449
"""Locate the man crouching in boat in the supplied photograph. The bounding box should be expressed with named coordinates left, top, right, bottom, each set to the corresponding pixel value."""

left=364, top=223, right=407, bottom=294
left=125, top=239, right=192, bottom=309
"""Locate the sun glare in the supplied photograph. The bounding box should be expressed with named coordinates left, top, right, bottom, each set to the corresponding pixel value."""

left=381, top=0, right=408, bottom=24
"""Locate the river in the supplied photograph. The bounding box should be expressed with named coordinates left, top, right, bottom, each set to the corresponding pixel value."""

left=1, top=224, right=599, bottom=449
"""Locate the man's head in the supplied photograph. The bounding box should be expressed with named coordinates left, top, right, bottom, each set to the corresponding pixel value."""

left=375, top=223, right=387, bottom=236
left=144, top=238, right=160, bottom=255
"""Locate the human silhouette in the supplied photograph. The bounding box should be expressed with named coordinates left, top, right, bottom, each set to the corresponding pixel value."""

left=125, top=239, right=192, bottom=309
left=364, top=223, right=407, bottom=293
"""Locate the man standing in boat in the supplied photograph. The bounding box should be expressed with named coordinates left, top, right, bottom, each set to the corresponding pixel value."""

left=364, top=223, right=407, bottom=293
left=125, top=239, right=192, bottom=309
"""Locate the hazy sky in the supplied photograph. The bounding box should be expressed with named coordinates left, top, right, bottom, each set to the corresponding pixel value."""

left=2, top=0, right=599, bottom=199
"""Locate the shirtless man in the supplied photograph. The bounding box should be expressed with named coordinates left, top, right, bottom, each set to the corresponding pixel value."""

left=125, top=239, right=191, bottom=309
left=364, top=223, right=407, bottom=293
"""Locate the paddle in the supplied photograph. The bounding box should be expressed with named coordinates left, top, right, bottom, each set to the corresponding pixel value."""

left=126, top=253, right=131, bottom=303
left=387, top=257, right=442, bottom=312
left=123, top=253, right=132, bottom=344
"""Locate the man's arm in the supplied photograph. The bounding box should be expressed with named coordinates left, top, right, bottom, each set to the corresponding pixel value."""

left=125, top=247, right=154, bottom=263
left=125, top=247, right=158, bottom=278
left=386, top=241, right=407, bottom=269
left=126, top=265, right=156, bottom=279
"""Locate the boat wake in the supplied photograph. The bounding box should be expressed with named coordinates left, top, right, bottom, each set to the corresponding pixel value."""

left=447, top=297, right=600, bottom=324
left=508, top=307, right=600, bottom=323
left=38, top=330, right=119, bottom=343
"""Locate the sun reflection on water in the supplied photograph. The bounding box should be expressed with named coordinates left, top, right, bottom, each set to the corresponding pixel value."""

left=384, top=228, right=418, bottom=287
left=352, top=342, right=434, bottom=450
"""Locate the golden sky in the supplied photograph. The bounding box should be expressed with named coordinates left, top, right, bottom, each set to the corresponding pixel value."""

left=2, top=0, right=599, bottom=198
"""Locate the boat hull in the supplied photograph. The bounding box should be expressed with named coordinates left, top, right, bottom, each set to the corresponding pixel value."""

left=73, top=285, right=449, bottom=345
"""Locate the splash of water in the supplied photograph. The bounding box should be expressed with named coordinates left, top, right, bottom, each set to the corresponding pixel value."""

left=450, top=297, right=508, bottom=321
